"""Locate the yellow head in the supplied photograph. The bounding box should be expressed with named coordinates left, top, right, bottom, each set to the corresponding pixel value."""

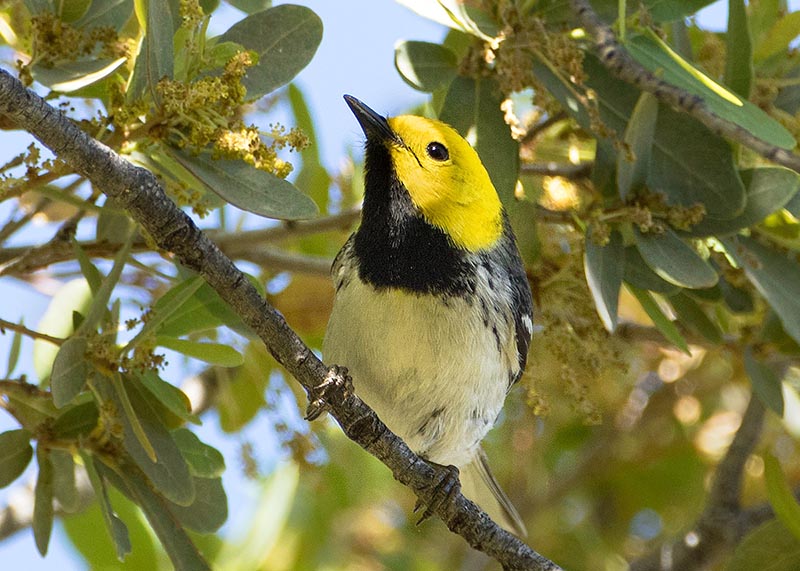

left=345, top=96, right=503, bottom=252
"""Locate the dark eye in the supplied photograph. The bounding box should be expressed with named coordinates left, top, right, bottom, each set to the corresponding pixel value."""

left=426, top=141, right=449, bottom=161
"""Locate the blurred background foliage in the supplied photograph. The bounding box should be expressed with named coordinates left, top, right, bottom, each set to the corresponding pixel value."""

left=2, top=0, right=800, bottom=569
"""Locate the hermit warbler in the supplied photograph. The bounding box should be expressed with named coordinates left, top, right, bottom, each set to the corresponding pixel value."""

left=323, top=95, right=533, bottom=536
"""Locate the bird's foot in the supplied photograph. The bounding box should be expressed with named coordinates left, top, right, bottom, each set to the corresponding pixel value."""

left=304, top=365, right=353, bottom=421
left=413, top=462, right=461, bottom=526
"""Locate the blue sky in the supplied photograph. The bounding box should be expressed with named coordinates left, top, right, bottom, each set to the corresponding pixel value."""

left=0, top=0, right=766, bottom=568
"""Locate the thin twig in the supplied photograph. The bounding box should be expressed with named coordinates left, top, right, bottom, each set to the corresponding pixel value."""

left=0, top=318, right=63, bottom=346
left=570, top=0, right=800, bottom=173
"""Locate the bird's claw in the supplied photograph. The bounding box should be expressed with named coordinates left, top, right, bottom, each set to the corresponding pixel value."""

left=304, top=365, right=353, bottom=421
left=414, top=463, right=461, bottom=526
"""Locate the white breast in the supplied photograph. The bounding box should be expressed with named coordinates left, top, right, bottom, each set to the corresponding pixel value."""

left=323, top=272, right=518, bottom=468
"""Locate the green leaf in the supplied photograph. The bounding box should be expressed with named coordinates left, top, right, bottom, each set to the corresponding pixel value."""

left=765, top=453, right=800, bottom=540
left=126, top=275, right=204, bottom=350
left=99, top=460, right=211, bottom=571
left=668, top=292, right=723, bottom=344
left=728, top=519, right=800, bottom=571
left=75, top=0, right=134, bottom=31
left=169, top=476, right=228, bottom=533
left=617, top=92, right=658, bottom=199
left=0, top=429, right=33, bottom=488
left=396, top=0, right=496, bottom=38
left=6, top=326, right=22, bottom=377
left=73, top=241, right=102, bottom=294
left=628, top=285, right=689, bottom=353
left=137, top=370, right=199, bottom=427
left=130, top=0, right=175, bottom=102
left=156, top=278, right=251, bottom=338
left=91, top=374, right=195, bottom=506
left=51, top=337, right=89, bottom=408
left=725, top=0, right=753, bottom=97
left=634, top=228, right=718, bottom=289
left=51, top=449, right=80, bottom=513
left=227, top=0, right=271, bottom=12
left=96, top=197, right=133, bottom=245
left=34, top=279, right=92, bottom=383
left=79, top=452, right=133, bottom=561
left=112, top=372, right=158, bottom=462
left=744, top=348, right=784, bottom=415
left=52, top=400, right=99, bottom=439
left=623, top=246, right=680, bottom=294
left=754, top=11, right=800, bottom=63
left=288, top=83, right=331, bottom=213
left=168, top=149, right=318, bottom=220
left=33, top=447, right=54, bottom=556
left=627, top=32, right=795, bottom=150
left=394, top=40, right=458, bottom=92
left=217, top=4, right=322, bottom=100
left=173, top=428, right=225, bottom=478
left=31, top=57, right=127, bottom=92
left=156, top=336, right=245, bottom=367
left=439, top=76, right=519, bottom=206
left=58, top=0, right=92, bottom=21
left=584, top=229, right=624, bottom=331
left=218, top=343, right=271, bottom=432
left=556, top=55, right=748, bottom=220
left=686, top=168, right=800, bottom=237
left=724, top=236, right=800, bottom=346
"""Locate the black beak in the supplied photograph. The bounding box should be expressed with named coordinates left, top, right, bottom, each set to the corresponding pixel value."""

left=344, top=95, right=398, bottom=144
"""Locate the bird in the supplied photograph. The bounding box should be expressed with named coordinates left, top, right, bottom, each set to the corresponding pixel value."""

left=322, top=95, right=533, bottom=536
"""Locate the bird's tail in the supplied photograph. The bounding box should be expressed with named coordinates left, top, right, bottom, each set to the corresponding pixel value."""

left=460, top=447, right=527, bottom=537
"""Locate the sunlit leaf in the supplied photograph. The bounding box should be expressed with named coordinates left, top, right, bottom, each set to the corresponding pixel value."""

left=217, top=4, right=322, bottom=100
left=754, top=11, right=800, bottom=62
left=6, top=326, right=22, bottom=377
left=288, top=83, right=332, bottom=216
left=34, top=279, right=92, bottom=383
left=31, top=57, right=126, bottom=92
left=0, top=429, right=33, bottom=488
left=168, top=149, right=319, bottom=220
left=584, top=229, right=623, bottom=331
left=218, top=343, right=272, bottom=432
left=634, top=228, right=718, bottom=289
left=129, top=0, right=174, bottom=102
left=744, top=348, right=785, bottom=414
left=394, top=40, right=458, bottom=92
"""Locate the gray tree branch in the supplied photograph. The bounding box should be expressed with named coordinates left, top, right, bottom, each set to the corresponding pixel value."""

left=0, top=68, right=561, bottom=571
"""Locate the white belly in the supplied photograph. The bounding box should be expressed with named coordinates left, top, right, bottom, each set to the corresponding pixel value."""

left=323, top=276, right=516, bottom=467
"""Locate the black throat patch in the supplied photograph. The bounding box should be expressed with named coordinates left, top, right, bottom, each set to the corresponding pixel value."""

left=353, top=139, right=476, bottom=297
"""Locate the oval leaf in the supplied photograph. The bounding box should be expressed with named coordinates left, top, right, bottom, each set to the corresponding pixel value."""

left=217, top=4, right=322, bottom=101
left=617, top=92, right=658, bottom=199
left=173, top=429, right=225, bottom=478
left=765, top=453, right=800, bottom=540
left=31, top=57, right=127, bottom=92
left=687, top=168, right=800, bottom=236
left=51, top=337, right=89, bottom=408
left=0, top=429, right=33, bottom=488
left=394, top=40, right=458, bottom=92
left=724, top=236, right=800, bottom=346
left=584, top=229, right=624, bottom=331
left=623, top=246, right=681, bottom=294
left=156, top=336, right=245, bottom=367
left=634, top=228, right=718, bottom=289
left=169, top=476, right=228, bottom=533
left=168, top=149, right=318, bottom=220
